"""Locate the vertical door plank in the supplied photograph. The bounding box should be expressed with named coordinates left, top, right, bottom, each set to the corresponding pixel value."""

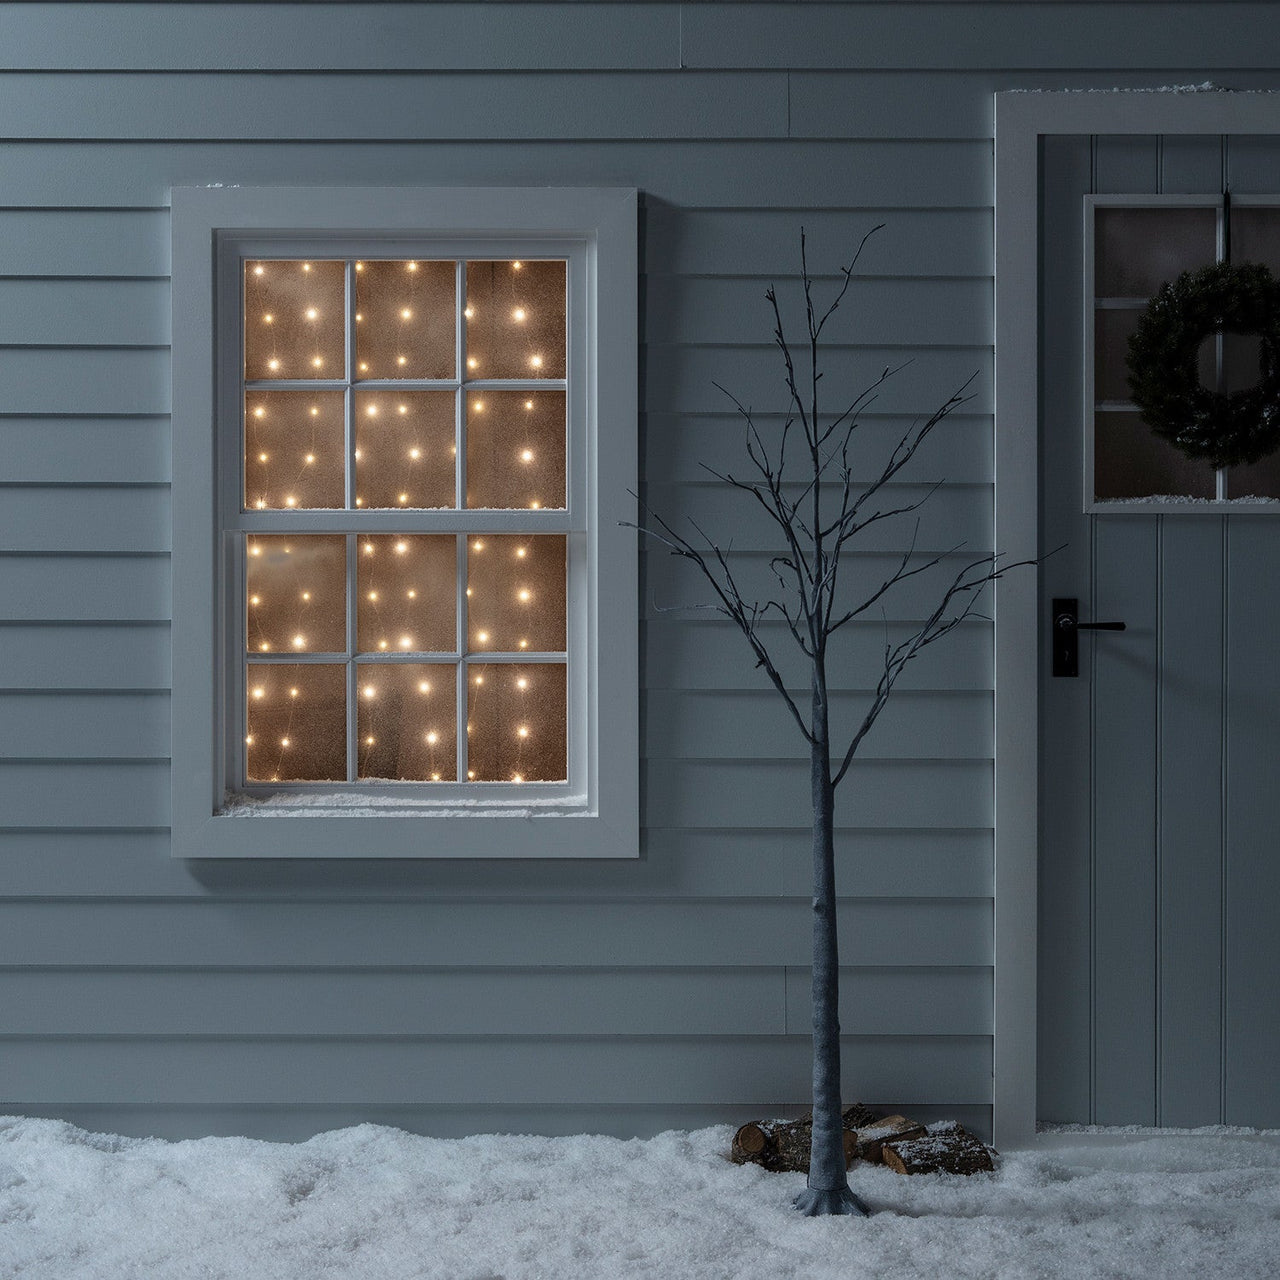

left=1037, top=134, right=1095, bottom=1124
left=1093, top=136, right=1160, bottom=195
left=1224, top=518, right=1280, bottom=1126
left=1158, top=518, right=1224, bottom=1125
left=1092, top=515, right=1159, bottom=1124
left=1160, top=135, right=1224, bottom=195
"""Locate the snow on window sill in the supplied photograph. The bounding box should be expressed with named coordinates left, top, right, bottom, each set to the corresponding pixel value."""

left=219, top=790, right=590, bottom=819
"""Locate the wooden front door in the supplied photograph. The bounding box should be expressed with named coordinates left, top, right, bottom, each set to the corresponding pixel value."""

left=1038, top=133, right=1280, bottom=1127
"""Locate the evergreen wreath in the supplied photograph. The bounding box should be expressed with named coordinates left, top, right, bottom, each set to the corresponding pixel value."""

left=1125, top=260, right=1280, bottom=469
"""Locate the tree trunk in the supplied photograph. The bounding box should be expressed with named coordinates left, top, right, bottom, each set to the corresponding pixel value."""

left=792, top=680, right=869, bottom=1218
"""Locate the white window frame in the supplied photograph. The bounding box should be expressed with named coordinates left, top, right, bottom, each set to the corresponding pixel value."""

left=171, top=186, right=638, bottom=859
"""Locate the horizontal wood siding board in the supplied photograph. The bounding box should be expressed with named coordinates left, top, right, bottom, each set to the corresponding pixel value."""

left=0, top=624, right=171, bottom=690
left=784, top=966, right=993, bottom=1036
left=682, top=3, right=1280, bottom=69
left=0, top=348, right=166, bottom=414
left=3, top=966, right=991, bottom=1037
left=642, top=481, right=991, bottom=554
left=643, top=618, right=992, bottom=692
left=0, top=689, right=988, bottom=763
left=0, top=278, right=166, bottom=345
left=644, top=414, right=994, bottom=486
left=0, top=141, right=994, bottom=209
left=0, top=900, right=993, bottom=967
left=0, top=209, right=169, bottom=276
left=0, top=4, right=681, bottom=71
left=0, top=486, right=169, bottom=552
left=2, top=968, right=788, bottom=1037
left=644, top=209, right=994, bottom=278
left=2, top=967, right=988, bottom=1039
left=646, top=275, right=991, bottom=347
left=0, top=71, right=788, bottom=141
left=645, top=347, right=992, bottom=415
left=3, top=1102, right=994, bottom=1144
left=0, top=828, right=992, bottom=900
left=0, top=692, right=169, bottom=760
left=648, top=553, right=998, bottom=621
left=0, top=418, right=170, bottom=485
left=0, top=1035, right=993, bottom=1105
left=0, top=556, right=170, bottom=621
left=645, top=689, right=992, bottom=761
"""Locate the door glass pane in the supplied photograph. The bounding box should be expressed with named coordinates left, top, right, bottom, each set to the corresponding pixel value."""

left=355, top=390, right=456, bottom=509
left=1095, top=208, right=1216, bottom=297
left=246, top=535, right=347, bottom=654
left=357, top=534, right=456, bottom=655
left=1094, top=412, right=1215, bottom=501
left=357, top=662, right=458, bottom=781
left=466, top=390, right=566, bottom=509
left=465, top=260, right=566, bottom=380
left=244, top=260, right=345, bottom=380
left=1093, top=308, right=1145, bottom=403
left=466, top=662, right=567, bottom=782
left=246, top=662, right=346, bottom=782
left=466, top=535, right=566, bottom=654
left=355, top=259, right=455, bottom=380
left=1230, top=207, right=1280, bottom=276
left=244, top=390, right=345, bottom=510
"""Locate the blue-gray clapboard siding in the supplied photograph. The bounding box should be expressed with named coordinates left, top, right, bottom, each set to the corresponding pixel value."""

left=0, top=1, right=1271, bottom=1143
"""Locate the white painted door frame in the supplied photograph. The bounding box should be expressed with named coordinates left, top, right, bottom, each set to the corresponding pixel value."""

left=992, top=89, right=1280, bottom=1149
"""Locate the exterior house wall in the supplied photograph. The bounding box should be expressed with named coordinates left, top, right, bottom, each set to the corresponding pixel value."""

left=0, top=1, right=1275, bottom=1142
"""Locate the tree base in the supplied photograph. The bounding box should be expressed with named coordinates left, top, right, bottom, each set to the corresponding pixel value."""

left=792, top=1184, right=870, bottom=1217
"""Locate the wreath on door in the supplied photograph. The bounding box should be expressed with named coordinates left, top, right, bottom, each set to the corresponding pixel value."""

left=1125, top=260, right=1280, bottom=468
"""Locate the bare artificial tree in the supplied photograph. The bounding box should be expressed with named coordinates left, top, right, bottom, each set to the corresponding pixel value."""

left=631, top=230, right=1028, bottom=1217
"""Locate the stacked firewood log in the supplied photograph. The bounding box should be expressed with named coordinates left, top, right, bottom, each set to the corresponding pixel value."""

left=730, top=1106, right=995, bottom=1176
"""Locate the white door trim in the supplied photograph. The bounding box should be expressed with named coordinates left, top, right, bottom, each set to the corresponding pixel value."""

left=992, top=89, right=1280, bottom=1149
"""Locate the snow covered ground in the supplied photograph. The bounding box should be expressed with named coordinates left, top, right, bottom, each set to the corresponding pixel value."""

left=2, top=1116, right=1278, bottom=1279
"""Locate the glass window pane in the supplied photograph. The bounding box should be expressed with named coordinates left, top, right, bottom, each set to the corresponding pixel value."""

left=1094, top=308, right=1146, bottom=403
left=1230, top=207, right=1280, bottom=276
left=355, top=259, right=455, bottom=380
left=357, top=534, right=456, bottom=655
left=466, top=390, right=566, bottom=509
left=354, top=390, right=456, bottom=509
left=356, top=662, right=457, bottom=781
left=246, top=535, right=347, bottom=654
left=467, top=535, right=566, bottom=654
left=244, top=390, right=345, bottom=510
left=465, top=260, right=565, bottom=380
left=466, top=662, right=567, bottom=782
left=246, top=662, right=346, bottom=782
left=244, top=260, right=345, bottom=381
left=1094, top=412, right=1216, bottom=501
left=1095, top=208, right=1216, bottom=297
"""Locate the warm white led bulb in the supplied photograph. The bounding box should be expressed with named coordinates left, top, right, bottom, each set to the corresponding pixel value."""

left=253, top=265, right=265, bottom=276
left=301, top=591, right=310, bottom=601
left=518, top=589, right=531, bottom=602
left=367, top=404, right=378, bottom=416
left=310, top=405, right=319, bottom=416
left=467, top=357, right=478, bottom=370
left=524, top=399, right=534, bottom=411
left=292, top=634, right=305, bottom=648
left=304, top=454, right=315, bottom=465
left=394, top=541, right=408, bottom=554
left=312, top=356, right=323, bottom=368
left=253, top=407, right=266, bottom=419
left=267, top=358, right=280, bottom=371
left=251, top=687, right=265, bottom=699
left=289, top=688, right=299, bottom=698
left=406, top=589, right=417, bottom=599
left=516, top=547, right=527, bottom=558
left=517, top=726, right=529, bottom=739
left=516, top=678, right=529, bottom=690
left=407, top=261, right=418, bottom=272
left=398, top=405, right=408, bottom=415
left=399, top=636, right=412, bottom=649
left=529, top=355, right=543, bottom=369
left=426, top=731, right=439, bottom=745
left=512, top=308, right=526, bottom=322
left=464, top=306, right=474, bottom=319
left=476, top=631, right=489, bottom=644
left=473, top=400, right=484, bottom=413
left=408, top=447, right=421, bottom=459
left=418, top=681, right=431, bottom=694
left=520, top=449, right=534, bottom=463
left=362, top=685, right=377, bottom=698
left=249, top=595, right=260, bottom=605
left=397, top=493, right=408, bottom=505
left=397, top=355, right=407, bottom=366
left=263, top=314, right=273, bottom=324
left=284, top=495, right=297, bottom=507
left=474, top=675, right=484, bottom=686
left=367, top=591, right=378, bottom=601
left=305, top=308, right=318, bottom=321
left=400, top=308, right=412, bottom=320
left=365, top=735, right=375, bottom=746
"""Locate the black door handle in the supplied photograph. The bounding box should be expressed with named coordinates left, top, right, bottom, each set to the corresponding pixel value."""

left=1052, top=598, right=1126, bottom=677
